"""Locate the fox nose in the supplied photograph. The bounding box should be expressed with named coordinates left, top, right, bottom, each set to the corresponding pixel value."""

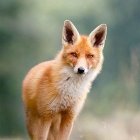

left=77, top=67, right=85, bottom=74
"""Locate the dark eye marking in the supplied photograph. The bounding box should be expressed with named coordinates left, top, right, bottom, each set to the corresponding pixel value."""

left=70, top=52, right=78, bottom=58
left=86, top=54, right=94, bottom=58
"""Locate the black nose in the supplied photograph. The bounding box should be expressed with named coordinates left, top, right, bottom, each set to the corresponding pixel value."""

left=77, top=67, right=85, bottom=74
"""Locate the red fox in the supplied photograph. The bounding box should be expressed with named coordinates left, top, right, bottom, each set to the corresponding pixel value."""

left=22, top=20, right=107, bottom=140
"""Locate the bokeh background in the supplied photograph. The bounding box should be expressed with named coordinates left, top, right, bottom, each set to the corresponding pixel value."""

left=0, top=0, right=140, bottom=139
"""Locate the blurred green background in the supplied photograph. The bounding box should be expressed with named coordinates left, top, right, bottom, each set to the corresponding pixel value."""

left=0, top=0, right=140, bottom=139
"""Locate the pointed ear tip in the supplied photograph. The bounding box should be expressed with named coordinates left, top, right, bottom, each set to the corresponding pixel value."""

left=100, top=24, right=107, bottom=30
left=64, top=20, right=72, bottom=25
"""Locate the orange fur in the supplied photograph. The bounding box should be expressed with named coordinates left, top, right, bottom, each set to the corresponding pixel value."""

left=22, top=20, right=107, bottom=140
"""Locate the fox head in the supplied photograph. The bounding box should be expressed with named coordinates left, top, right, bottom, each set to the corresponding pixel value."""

left=61, top=20, right=107, bottom=75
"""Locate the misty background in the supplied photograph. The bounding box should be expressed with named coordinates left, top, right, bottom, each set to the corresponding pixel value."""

left=0, top=0, right=140, bottom=139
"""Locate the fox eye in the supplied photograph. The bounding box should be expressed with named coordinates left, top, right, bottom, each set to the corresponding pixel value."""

left=70, top=52, right=78, bottom=58
left=87, top=54, right=94, bottom=58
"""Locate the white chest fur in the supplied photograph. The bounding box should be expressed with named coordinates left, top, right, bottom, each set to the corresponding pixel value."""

left=57, top=77, right=88, bottom=111
left=55, top=67, right=99, bottom=111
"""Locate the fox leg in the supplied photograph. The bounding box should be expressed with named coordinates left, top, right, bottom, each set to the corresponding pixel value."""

left=47, top=114, right=61, bottom=140
left=26, top=113, right=51, bottom=140
left=57, top=112, right=74, bottom=140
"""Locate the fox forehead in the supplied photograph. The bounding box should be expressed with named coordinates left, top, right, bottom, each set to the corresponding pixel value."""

left=64, top=35, right=101, bottom=56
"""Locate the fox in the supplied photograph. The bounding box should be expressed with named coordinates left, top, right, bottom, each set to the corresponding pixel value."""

left=22, top=20, right=107, bottom=140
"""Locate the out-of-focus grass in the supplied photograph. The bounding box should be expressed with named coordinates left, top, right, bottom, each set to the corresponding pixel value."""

left=72, top=111, right=140, bottom=140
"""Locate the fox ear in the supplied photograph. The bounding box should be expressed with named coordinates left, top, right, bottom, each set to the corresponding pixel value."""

left=89, top=24, right=107, bottom=47
left=62, top=20, right=80, bottom=45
